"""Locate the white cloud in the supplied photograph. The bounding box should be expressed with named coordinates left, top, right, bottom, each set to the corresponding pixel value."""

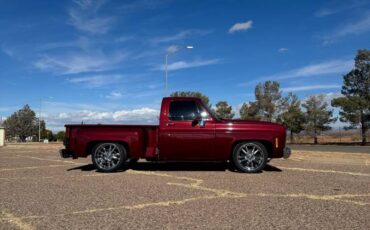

left=68, top=0, right=115, bottom=34
left=151, top=30, right=212, bottom=44
left=239, top=59, right=353, bottom=87
left=155, top=59, right=220, bottom=71
left=1, top=44, right=15, bottom=57
left=42, top=101, right=106, bottom=114
left=0, top=106, right=19, bottom=112
left=315, top=0, right=368, bottom=17
left=281, top=84, right=341, bottom=92
left=152, top=31, right=191, bottom=43
left=291, top=60, right=353, bottom=77
left=44, top=108, right=160, bottom=131
left=278, top=48, right=288, bottom=53
left=334, top=14, right=370, bottom=36
left=34, top=51, right=126, bottom=74
left=148, top=83, right=162, bottom=89
left=119, top=0, right=170, bottom=11
left=36, top=37, right=92, bottom=51
left=37, top=101, right=161, bottom=131
left=166, top=45, right=180, bottom=53
left=301, top=92, right=344, bottom=124
left=132, top=50, right=159, bottom=60
left=243, top=59, right=353, bottom=87
left=322, top=13, right=370, bottom=43
left=115, top=35, right=135, bottom=43
left=67, top=75, right=124, bottom=88
left=105, top=91, right=123, bottom=100
left=228, top=20, right=253, bottom=33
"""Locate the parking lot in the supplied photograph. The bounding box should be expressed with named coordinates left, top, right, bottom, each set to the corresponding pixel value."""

left=0, top=143, right=369, bottom=229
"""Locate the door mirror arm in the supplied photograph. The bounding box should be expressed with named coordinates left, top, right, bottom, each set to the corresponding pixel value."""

left=192, top=116, right=206, bottom=127
left=199, top=119, right=206, bottom=128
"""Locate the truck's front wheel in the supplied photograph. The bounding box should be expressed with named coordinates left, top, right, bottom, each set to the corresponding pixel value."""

left=92, top=143, right=127, bottom=172
left=232, top=141, right=268, bottom=173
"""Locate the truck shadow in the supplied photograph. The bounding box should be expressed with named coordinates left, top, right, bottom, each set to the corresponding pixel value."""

left=67, top=162, right=282, bottom=173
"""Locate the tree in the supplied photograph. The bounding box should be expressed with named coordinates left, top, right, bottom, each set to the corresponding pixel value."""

left=239, top=102, right=259, bottom=120
left=41, top=129, right=56, bottom=142
left=331, top=49, right=370, bottom=145
left=170, top=91, right=211, bottom=108
left=303, top=95, right=336, bottom=144
left=56, top=131, right=66, bottom=141
left=281, top=93, right=305, bottom=143
left=215, top=101, right=234, bottom=119
left=3, top=105, right=45, bottom=142
left=253, top=81, right=286, bottom=122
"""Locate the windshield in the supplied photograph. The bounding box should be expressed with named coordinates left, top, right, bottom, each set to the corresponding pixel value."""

left=201, top=102, right=221, bottom=121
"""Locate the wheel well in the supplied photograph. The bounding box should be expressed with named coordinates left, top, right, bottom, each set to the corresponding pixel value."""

left=230, top=140, right=273, bottom=159
left=86, top=141, right=130, bottom=157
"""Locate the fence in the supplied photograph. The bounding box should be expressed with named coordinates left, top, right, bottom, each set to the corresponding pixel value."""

left=287, top=127, right=370, bottom=144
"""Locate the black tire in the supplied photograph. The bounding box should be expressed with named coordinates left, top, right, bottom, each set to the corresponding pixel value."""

left=129, top=158, right=139, bottom=164
left=91, top=142, right=127, bottom=172
left=232, top=141, right=268, bottom=173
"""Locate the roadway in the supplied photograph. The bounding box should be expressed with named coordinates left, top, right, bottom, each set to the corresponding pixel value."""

left=0, top=144, right=369, bottom=229
left=289, top=144, right=370, bottom=154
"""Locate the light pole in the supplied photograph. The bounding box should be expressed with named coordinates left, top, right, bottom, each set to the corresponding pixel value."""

left=164, top=45, right=193, bottom=96
left=39, top=99, right=42, bottom=142
left=38, top=97, right=53, bottom=142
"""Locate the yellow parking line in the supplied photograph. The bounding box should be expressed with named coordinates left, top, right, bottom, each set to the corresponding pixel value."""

left=0, top=173, right=108, bottom=181
left=72, top=195, right=219, bottom=214
left=128, top=170, right=246, bottom=198
left=277, top=166, right=370, bottom=177
left=289, top=158, right=302, bottom=162
left=0, top=210, right=35, bottom=230
left=254, top=193, right=370, bottom=206
left=0, top=164, right=75, bottom=172
left=15, top=155, right=82, bottom=165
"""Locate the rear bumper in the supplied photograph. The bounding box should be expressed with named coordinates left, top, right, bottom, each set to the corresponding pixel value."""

left=283, top=147, right=291, bottom=159
left=59, top=149, right=77, bottom=159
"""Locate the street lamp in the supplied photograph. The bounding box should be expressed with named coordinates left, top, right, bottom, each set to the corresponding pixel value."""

left=39, top=99, right=42, bottom=142
left=165, top=45, right=194, bottom=96
left=38, top=97, right=53, bottom=142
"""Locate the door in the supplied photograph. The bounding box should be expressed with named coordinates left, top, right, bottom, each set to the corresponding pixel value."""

left=159, top=100, right=215, bottom=160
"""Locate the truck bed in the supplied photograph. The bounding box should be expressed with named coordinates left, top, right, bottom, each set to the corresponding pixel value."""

left=65, top=124, right=159, bottom=159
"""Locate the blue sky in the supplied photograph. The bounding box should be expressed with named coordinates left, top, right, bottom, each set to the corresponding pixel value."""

left=0, top=0, right=369, bottom=131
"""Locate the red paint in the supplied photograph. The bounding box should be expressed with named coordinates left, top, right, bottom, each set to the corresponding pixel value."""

left=63, top=97, right=287, bottom=161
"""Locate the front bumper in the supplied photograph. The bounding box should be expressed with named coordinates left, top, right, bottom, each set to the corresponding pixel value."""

left=59, top=149, right=77, bottom=159
left=283, top=147, right=291, bottom=159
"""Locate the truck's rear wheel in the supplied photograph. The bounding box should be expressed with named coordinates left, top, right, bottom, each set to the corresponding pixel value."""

left=232, top=141, right=268, bottom=173
left=92, top=143, right=127, bottom=172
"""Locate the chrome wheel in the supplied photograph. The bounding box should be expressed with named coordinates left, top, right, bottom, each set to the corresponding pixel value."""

left=94, top=143, right=123, bottom=171
left=235, top=142, right=266, bottom=172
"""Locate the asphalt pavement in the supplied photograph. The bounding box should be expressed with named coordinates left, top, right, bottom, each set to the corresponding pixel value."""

left=0, top=143, right=369, bottom=229
left=289, top=144, right=370, bottom=154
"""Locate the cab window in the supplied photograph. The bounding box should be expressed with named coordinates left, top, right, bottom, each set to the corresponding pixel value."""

left=169, top=101, right=201, bottom=121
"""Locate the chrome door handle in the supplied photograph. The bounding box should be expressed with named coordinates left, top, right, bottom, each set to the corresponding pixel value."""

left=166, top=123, right=175, bottom=126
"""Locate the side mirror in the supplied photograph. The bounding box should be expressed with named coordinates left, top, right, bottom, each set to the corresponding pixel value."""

left=192, top=112, right=208, bottom=127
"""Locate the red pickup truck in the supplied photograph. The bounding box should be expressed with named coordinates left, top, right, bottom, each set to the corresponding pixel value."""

left=60, top=97, right=290, bottom=173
